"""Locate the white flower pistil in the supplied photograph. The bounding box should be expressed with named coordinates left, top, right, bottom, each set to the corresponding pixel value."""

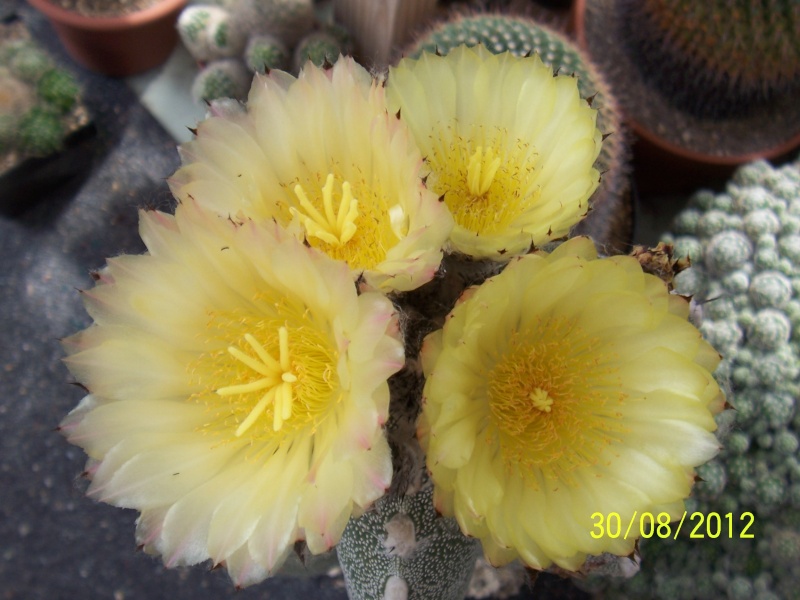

left=291, top=173, right=359, bottom=247
left=216, top=326, right=298, bottom=434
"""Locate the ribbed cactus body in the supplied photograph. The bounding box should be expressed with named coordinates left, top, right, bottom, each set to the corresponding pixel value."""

left=406, top=13, right=631, bottom=252
left=620, top=0, right=800, bottom=118
left=337, top=483, right=480, bottom=600
left=619, top=0, right=800, bottom=118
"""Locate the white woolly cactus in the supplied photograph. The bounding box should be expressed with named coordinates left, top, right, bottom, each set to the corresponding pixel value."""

left=177, top=5, right=246, bottom=61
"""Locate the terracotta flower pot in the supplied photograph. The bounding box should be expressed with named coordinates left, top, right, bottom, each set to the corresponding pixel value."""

left=27, top=0, right=187, bottom=77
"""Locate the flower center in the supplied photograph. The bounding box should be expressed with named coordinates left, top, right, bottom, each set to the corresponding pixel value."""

left=291, top=173, right=359, bottom=247
left=216, top=327, right=298, bottom=434
left=486, top=318, right=626, bottom=485
left=284, top=171, right=400, bottom=271
left=189, top=299, right=339, bottom=447
left=425, top=126, right=541, bottom=236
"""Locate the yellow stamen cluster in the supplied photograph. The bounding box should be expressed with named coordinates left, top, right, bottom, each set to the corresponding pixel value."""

left=486, top=319, right=625, bottom=485
left=217, top=327, right=298, bottom=435
left=425, top=127, right=541, bottom=237
left=190, top=300, right=338, bottom=446
left=291, top=173, right=359, bottom=247
left=286, top=170, right=397, bottom=271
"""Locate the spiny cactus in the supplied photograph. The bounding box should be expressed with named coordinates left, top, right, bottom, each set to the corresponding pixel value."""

left=0, top=34, right=84, bottom=160
left=244, top=34, right=289, bottom=73
left=177, top=5, right=245, bottom=61
left=229, top=0, right=315, bottom=47
left=337, top=482, right=481, bottom=600
left=4, top=39, right=51, bottom=83
left=191, top=59, right=251, bottom=103
left=405, top=12, right=631, bottom=253
left=578, top=0, right=800, bottom=160
left=17, top=106, right=64, bottom=156
left=585, top=157, right=800, bottom=599
left=177, top=0, right=322, bottom=101
left=292, top=31, right=343, bottom=70
left=37, top=69, right=80, bottom=114
left=618, top=0, right=800, bottom=119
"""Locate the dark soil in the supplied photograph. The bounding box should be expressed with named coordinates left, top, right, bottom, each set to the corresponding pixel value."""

left=46, top=0, right=162, bottom=18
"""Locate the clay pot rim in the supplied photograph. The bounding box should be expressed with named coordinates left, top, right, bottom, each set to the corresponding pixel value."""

left=571, top=0, right=800, bottom=167
left=27, top=0, right=186, bottom=31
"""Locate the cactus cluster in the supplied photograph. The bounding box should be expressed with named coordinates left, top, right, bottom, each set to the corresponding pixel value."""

left=405, top=12, right=632, bottom=253
left=0, top=37, right=82, bottom=159
left=584, top=157, right=800, bottom=599
left=178, top=0, right=353, bottom=103
left=618, top=0, right=800, bottom=119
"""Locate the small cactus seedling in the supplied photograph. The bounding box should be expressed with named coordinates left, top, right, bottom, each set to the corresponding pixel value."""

left=244, top=34, right=289, bottom=73
left=405, top=12, right=632, bottom=253
left=191, top=59, right=251, bottom=103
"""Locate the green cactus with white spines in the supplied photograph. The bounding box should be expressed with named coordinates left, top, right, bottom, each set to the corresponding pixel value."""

left=618, top=0, right=800, bottom=118
left=17, top=106, right=64, bottom=156
left=244, top=34, right=289, bottom=73
left=292, top=31, right=342, bottom=71
left=405, top=12, right=632, bottom=253
left=191, top=59, right=252, bottom=103
left=177, top=0, right=325, bottom=102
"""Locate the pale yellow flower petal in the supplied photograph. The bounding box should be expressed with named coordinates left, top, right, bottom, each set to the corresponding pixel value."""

left=387, top=46, right=602, bottom=259
left=61, top=201, right=404, bottom=585
left=419, top=237, right=723, bottom=569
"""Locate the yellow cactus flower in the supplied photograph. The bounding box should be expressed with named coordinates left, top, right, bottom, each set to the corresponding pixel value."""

left=169, top=57, right=452, bottom=293
left=419, top=237, right=724, bottom=570
left=60, top=201, right=404, bottom=587
left=386, top=45, right=602, bottom=259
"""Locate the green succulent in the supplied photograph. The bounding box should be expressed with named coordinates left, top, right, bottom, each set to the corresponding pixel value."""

left=17, top=106, right=64, bottom=156
left=191, top=59, right=252, bottom=103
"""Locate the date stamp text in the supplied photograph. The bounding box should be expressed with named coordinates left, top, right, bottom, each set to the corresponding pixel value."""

left=590, top=511, right=755, bottom=540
